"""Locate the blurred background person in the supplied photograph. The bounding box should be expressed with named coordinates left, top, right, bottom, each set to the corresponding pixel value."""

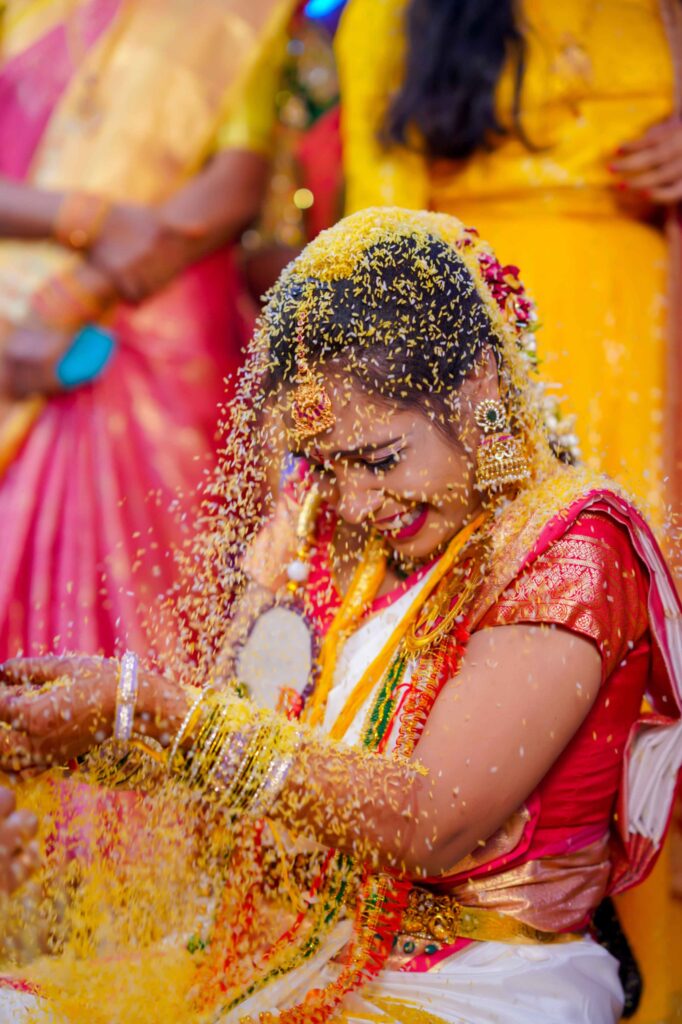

left=238, top=0, right=344, bottom=298
left=0, top=0, right=294, bottom=660
left=332, top=2, right=681, bottom=1021
left=336, top=0, right=679, bottom=522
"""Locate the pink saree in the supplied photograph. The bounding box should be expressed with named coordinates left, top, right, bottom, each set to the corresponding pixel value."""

left=0, top=0, right=260, bottom=658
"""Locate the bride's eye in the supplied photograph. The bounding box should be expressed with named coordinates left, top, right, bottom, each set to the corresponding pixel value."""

left=365, top=451, right=401, bottom=474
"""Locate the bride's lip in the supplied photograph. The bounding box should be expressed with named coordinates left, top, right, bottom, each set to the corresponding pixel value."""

left=375, top=503, right=429, bottom=541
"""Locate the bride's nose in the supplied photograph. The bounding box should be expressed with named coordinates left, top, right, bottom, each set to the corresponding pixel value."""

left=335, top=467, right=384, bottom=525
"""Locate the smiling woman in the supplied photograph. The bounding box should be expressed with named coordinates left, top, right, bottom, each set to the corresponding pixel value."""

left=0, top=208, right=680, bottom=1024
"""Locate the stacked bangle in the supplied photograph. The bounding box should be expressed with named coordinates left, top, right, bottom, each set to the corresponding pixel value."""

left=167, top=690, right=206, bottom=773
left=114, top=651, right=140, bottom=742
left=169, top=691, right=301, bottom=819
left=54, top=192, right=110, bottom=251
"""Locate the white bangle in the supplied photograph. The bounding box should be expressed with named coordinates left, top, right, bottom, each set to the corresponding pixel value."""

left=114, top=651, right=139, bottom=742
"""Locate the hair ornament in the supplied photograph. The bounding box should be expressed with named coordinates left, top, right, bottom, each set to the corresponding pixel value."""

left=288, top=307, right=335, bottom=447
left=271, top=209, right=582, bottom=470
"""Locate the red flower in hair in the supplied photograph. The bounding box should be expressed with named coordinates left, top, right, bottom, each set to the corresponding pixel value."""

left=478, top=253, right=533, bottom=327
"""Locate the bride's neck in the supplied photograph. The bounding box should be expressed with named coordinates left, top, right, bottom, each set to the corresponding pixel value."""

left=331, top=502, right=486, bottom=599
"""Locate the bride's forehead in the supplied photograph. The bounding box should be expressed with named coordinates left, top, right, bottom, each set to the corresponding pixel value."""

left=311, top=400, right=414, bottom=458
left=328, top=382, right=400, bottom=426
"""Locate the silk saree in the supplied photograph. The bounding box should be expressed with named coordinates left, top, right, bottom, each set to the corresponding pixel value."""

left=1, top=463, right=681, bottom=1023
left=335, top=5, right=682, bottom=1013
left=0, top=0, right=293, bottom=658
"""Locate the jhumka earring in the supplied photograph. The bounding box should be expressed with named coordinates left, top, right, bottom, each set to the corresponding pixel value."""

left=474, top=398, right=530, bottom=492
left=288, top=309, right=335, bottom=447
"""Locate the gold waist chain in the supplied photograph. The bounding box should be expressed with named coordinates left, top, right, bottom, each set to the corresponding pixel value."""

left=400, top=887, right=583, bottom=946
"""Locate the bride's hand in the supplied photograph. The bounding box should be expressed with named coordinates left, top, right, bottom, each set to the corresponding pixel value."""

left=0, top=656, right=119, bottom=770
left=242, top=458, right=338, bottom=592
left=0, top=656, right=193, bottom=771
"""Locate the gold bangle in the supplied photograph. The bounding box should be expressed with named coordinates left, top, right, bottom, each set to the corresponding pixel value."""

left=30, top=269, right=103, bottom=329
left=130, top=734, right=167, bottom=764
left=54, top=192, right=111, bottom=250
left=167, top=690, right=206, bottom=774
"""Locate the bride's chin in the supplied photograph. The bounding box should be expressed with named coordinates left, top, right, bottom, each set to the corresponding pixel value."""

left=390, top=532, right=443, bottom=563
left=392, top=518, right=465, bottom=562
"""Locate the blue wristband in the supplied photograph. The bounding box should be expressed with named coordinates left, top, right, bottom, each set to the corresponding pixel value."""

left=56, top=323, right=117, bottom=389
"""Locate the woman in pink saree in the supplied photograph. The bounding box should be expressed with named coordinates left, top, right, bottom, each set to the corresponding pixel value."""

left=0, top=0, right=294, bottom=658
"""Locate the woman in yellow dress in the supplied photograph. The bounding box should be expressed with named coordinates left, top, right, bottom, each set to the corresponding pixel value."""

left=334, top=3, right=681, bottom=1021
left=336, top=0, right=678, bottom=517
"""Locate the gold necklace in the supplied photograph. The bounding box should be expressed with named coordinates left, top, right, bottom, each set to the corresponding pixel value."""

left=403, top=562, right=482, bottom=655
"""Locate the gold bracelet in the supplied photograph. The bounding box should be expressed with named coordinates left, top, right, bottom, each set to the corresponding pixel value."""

left=200, top=709, right=265, bottom=797
left=167, top=690, right=207, bottom=774
left=173, top=692, right=251, bottom=787
left=186, top=705, right=230, bottom=787
left=228, top=720, right=274, bottom=812
left=168, top=692, right=303, bottom=821
left=54, top=192, right=110, bottom=250
left=130, top=734, right=167, bottom=764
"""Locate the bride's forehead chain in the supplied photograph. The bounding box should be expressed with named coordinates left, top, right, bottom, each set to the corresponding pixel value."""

left=288, top=297, right=336, bottom=448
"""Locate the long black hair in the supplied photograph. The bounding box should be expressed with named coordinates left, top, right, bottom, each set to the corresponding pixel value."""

left=385, top=0, right=527, bottom=160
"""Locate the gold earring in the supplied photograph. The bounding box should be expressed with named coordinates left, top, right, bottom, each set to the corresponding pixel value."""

left=474, top=399, right=530, bottom=492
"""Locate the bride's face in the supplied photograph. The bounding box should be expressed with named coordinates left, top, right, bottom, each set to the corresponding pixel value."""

left=294, top=371, right=490, bottom=561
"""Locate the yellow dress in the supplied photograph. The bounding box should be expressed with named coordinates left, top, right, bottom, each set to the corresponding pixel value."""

left=337, top=0, right=673, bottom=518
left=336, top=2, right=679, bottom=1021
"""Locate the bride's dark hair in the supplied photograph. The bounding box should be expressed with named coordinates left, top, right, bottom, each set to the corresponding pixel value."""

left=385, top=0, right=527, bottom=159
left=266, top=234, right=500, bottom=426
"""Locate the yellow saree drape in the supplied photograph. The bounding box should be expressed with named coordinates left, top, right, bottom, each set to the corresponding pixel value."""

left=337, top=0, right=672, bottom=518
left=335, top=2, right=680, bottom=1020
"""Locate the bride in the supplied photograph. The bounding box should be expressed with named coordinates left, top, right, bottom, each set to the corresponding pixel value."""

left=0, top=208, right=680, bottom=1024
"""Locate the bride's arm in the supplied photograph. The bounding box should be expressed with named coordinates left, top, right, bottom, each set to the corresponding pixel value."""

left=0, top=623, right=600, bottom=877
left=176, top=623, right=601, bottom=877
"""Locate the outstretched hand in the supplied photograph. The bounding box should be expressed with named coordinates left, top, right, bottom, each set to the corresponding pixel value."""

left=0, top=656, right=118, bottom=771
left=0, top=656, right=193, bottom=773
